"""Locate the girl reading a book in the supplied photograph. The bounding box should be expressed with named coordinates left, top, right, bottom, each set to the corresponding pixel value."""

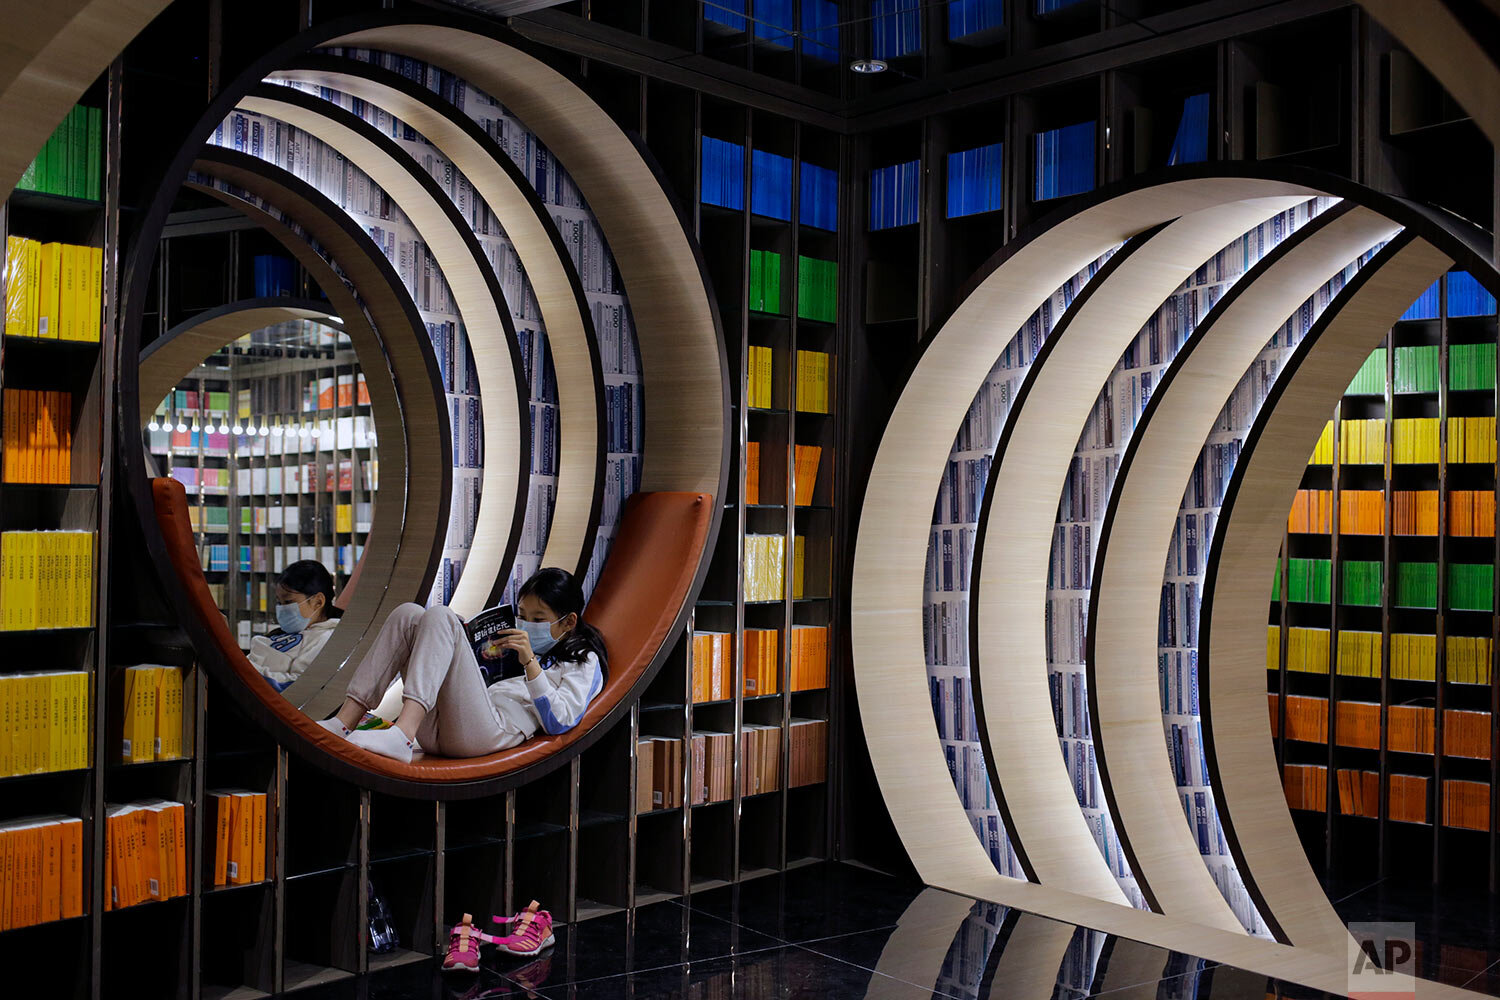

left=318, top=567, right=608, bottom=764
left=249, top=560, right=344, bottom=692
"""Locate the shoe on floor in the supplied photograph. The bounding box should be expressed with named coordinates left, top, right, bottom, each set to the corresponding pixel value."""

left=443, top=913, right=481, bottom=972
left=347, top=725, right=416, bottom=763
left=490, top=901, right=554, bottom=956
left=315, top=718, right=350, bottom=739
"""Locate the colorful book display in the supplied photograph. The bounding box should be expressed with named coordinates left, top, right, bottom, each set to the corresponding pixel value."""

left=2, top=390, right=73, bottom=483
left=795, top=350, right=830, bottom=413
left=0, top=531, right=95, bottom=629
left=4, top=237, right=103, bottom=341
left=104, top=801, right=187, bottom=909
left=0, top=670, right=90, bottom=775
left=0, top=815, right=84, bottom=928
left=16, top=105, right=101, bottom=200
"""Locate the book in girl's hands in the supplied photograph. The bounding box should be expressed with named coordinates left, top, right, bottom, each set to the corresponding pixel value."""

left=464, top=604, right=521, bottom=681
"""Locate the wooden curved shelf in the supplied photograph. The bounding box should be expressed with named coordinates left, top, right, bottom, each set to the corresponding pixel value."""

left=1083, top=203, right=1400, bottom=933
left=237, top=82, right=531, bottom=618
left=0, top=0, right=171, bottom=199
left=1198, top=233, right=1454, bottom=956
left=323, top=23, right=728, bottom=504
left=267, top=55, right=607, bottom=581
left=970, top=187, right=1312, bottom=910
left=137, top=298, right=336, bottom=426
left=852, top=177, right=1320, bottom=914
left=185, top=147, right=452, bottom=720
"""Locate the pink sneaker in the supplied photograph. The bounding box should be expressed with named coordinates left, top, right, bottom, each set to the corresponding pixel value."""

left=442, top=913, right=482, bottom=972
left=489, top=901, right=555, bottom=956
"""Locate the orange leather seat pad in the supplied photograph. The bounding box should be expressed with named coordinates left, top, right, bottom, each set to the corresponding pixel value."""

left=152, top=477, right=712, bottom=782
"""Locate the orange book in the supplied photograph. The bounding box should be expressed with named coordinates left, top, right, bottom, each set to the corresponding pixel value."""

left=140, top=807, right=163, bottom=900
left=251, top=794, right=266, bottom=884
left=0, top=828, right=14, bottom=930
left=208, top=792, right=231, bottom=886
left=59, top=817, right=82, bottom=918
left=231, top=792, right=253, bottom=884
left=745, top=441, right=760, bottom=505
left=39, top=820, right=61, bottom=922
left=171, top=803, right=185, bottom=898
left=102, top=815, right=114, bottom=911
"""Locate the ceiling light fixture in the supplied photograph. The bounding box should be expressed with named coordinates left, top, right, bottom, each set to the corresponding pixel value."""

left=850, top=58, right=888, bottom=74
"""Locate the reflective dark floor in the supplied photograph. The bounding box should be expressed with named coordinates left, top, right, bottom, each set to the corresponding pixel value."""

left=289, top=861, right=1497, bottom=999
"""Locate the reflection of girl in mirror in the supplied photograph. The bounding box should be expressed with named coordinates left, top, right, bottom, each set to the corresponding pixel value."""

left=250, top=560, right=344, bottom=692
left=320, top=568, right=608, bottom=764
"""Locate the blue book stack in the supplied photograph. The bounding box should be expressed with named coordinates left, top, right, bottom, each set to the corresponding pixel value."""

left=753, top=0, right=794, bottom=46
left=947, top=142, right=1003, bottom=219
left=1033, top=122, right=1095, bottom=201
left=701, top=136, right=746, bottom=211
left=801, top=0, right=840, bottom=61
left=751, top=149, right=793, bottom=221
left=870, top=159, right=920, bottom=230
left=703, top=0, right=748, bottom=31
left=253, top=255, right=296, bottom=296
left=1168, top=93, right=1210, bottom=166
left=872, top=0, right=922, bottom=59
left=799, top=162, right=838, bottom=231
left=949, top=0, right=1004, bottom=40
left=1447, top=271, right=1498, bottom=317
left=1400, top=279, right=1441, bottom=321
left=1035, top=0, right=1090, bottom=13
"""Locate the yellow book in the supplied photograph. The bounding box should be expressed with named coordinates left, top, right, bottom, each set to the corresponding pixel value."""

left=36, top=243, right=61, bottom=340
left=21, top=532, right=39, bottom=630
left=58, top=244, right=76, bottom=342
left=5, top=236, right=32, bottom=337
left=88, top=246, right=103, bottom=343
left=251, top=793, right=266, bottom=884
left=1, top=533, right=14, bottom=630
left=135, top=666, right=156, bottom=764
left=118, top=668, right=137, bottom=763
left=0, top=676, right=12, bottom=775
left=35, top=533, right=49, bottom=631
left=45, top=673, right=62, bottom=773
left=78, top=532, right=93, bottom=627
left=0, top=827, right=14, bottom=929
left=26, top=240, right=40, bottom=338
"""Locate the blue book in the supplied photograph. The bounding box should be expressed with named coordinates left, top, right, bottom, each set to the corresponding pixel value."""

left=750, top=148, right=792, bottom=220
left=701, top=136, right=745, bottom=211
left=949, top=0, right=1003, bottom=41
left=1033, top=121, right=1095, bottom=201
left=1167, top=93, right=1210, bottom=166
left=753, top=0, right=793, bottom=47
left=946, top=142, right=1003, bottom=218
left=872, top=0, right=922, bottom=59
left=703, top=0, right=747, bottom=31
left=1399, top=278, right=1441, bottom=320
left=801, top=0, right=840, bottom=61
left=799, top=162, right=837, bottom=230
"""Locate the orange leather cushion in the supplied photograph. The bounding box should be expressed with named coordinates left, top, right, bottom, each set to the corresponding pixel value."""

left=151, top=478, right=713, bottom=783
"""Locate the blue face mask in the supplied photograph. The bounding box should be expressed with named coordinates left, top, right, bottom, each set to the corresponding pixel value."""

left=520, top=617, right=562, bottom=657
left=277, top=600, right=312, bottom=634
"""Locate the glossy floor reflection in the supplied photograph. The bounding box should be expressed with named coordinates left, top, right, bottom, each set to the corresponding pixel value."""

left=287, top=861, right=1482, bottom=999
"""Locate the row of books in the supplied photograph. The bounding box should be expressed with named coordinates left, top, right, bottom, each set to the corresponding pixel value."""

left=0, top=671, right=89, bottom=776
left=1338, top=419, right=1386, bottom=464
left=1269, top=625, right=1494, bottom=684
left=697, top=136, right=838, bottom=231
left=1448, top=416, right=1496, bottom=464
left=1336, top=768, right=1379, bottom=818
left=104, top=800, right=186, bottom=909
left=691, top=631, right=733, bottom=703
left=1302, top=766, right=1431, bottom=823
left=1282, top=763, right=1327, bottom=812
left=1306, top=416, right=1499, bottom=465
left=871, top=0, right=921, bottom=57
left=252, top=255, right=297, bottom=297
left=0, top=815, right=84, bottom=930
left=744, top=533, right=786, bottom=602
left=1167, top=93, right=1211, bottom=166
left=743, top=628, right=780, bottom=696
left=1450, top=562, right=1494, bottom=611
left=1034, top=122, right=1095, bottom=202
left=1444, top=271, right=1498, bottom=319
left=1449, top=490, right=1496, bottom=535
left=1270, top=693, right=1491, bottom=758
left=747, top=345, right=775, bottom=409
left=1444, top=780, right=1490, bottom=831
left=1271, top=557, right=1331, bottom=604
left=0, top=531, right=94, bottom=630
left=206, top=790, right=268, bottom=886
left=743, top=443, right=823, bottom=505
left=692, top=729, right=738, bottom=805
left=795, top=350, right=831, bottom=413
left=1342, top=561, right=1382, bottom=606
left=636, top=736, right=682, bottom=811
left=112, top=665, right=185, bottom=764
left=2, top=389, right=72, bottom=483
left=870, top=158, right=920, bottom=230
left=749, top=249, right=781, bottom=313
left=948, top=0, right=1004, bottom=41
left=635, top=719, right=827, bottom=810
left=947, top=141, right=1003, bottom=219
left=202, top=543, right=361, bottom=577
left=17, top=104, right=101, bottom=201
left=788, top=624, right=830, bottom=691
left=797, top=255, right=837, bottom=324
left=3, top=237, right=103, bottom=341
left=238, top=460, right=377, bottom=495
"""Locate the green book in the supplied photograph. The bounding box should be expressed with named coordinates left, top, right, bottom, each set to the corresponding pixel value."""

left=1341, top=561, right=1382, bottom=606
left=62, top=105, right=76, bottom=198
left=749, top=249, right=763, bottom=311
left=1346, top=348, right=1386, bottom=395
left=86, top=106, right=102, bottom=201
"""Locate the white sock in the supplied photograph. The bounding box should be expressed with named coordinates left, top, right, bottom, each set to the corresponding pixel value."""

left=316, top=718, right=351, bottom=738
left=348, top=725, right=415, bottom=764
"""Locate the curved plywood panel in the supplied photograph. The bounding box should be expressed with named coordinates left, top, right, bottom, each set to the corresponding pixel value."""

left=137, top=299, right=335, bottom=425
left=970, top=191, right=1312, bottom=912
left=866, top=889, right=992, bottom=1000
left=1084, top=204, right=1401, bottom=934
left=1198, top=234, right=1453, bottom=957
left=851, top=177, right=1319, bottom=908
left=0, top=0, right=171, bottom=199
left=267, top=56, right=606, bottom=580
left=237, top=83, right=531, bottom=618
left=986, top=914, right=1080, bottom=999
left=325, top=23, right=727, bottom=501
left=187, top=147, right=452, bottom=717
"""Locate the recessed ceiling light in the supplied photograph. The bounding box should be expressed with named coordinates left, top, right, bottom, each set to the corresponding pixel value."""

left=850, top=58, right=888, bottom=74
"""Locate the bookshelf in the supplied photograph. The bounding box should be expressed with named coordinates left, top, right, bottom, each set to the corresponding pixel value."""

left=144, top=318, right=379, bottom=653
left=0, top=84, right=115, bottom=999
left=1268, top=269, right=1500, bottom=885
